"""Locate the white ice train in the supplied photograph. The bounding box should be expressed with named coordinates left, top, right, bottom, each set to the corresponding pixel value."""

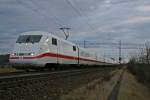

left=9, top=31, right=111, bottom=69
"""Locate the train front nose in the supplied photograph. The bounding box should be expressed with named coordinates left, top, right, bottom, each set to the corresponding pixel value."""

left=9, top=44, right=41, bottom=68
left=9, top=34, right=43, bottom=68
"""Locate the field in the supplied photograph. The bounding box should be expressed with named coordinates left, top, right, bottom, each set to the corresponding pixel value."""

left=0, top=67, right=16, bottom=73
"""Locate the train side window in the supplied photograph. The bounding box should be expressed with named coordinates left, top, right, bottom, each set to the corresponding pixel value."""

left=73, top=46, right=76, bottom=51
left=52, top=38, right=57, bottom=45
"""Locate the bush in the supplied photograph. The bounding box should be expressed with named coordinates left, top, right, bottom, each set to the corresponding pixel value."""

left=128, top=64, right=150, bottom=87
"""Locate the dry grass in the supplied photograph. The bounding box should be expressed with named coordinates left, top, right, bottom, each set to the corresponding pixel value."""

left=60, top=69, right=122, bottom=100
left=0, top=66, right=16, bottom=73
left=118, top=70, right=150, bottom=100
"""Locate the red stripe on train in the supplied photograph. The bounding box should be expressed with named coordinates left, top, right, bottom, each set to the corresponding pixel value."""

left=10, top=52, right=103, bottom=63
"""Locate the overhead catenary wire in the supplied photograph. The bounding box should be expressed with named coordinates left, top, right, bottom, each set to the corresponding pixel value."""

left=110, top=0, right=140, bottom=5
left=64, top=0, right=95, bottom=31
left=30, top=0, right=65, bottom=28
left=72, top=0, right=96, bottom=30
left=15, top=0, right=65, bottom=28
left=73, top=40, right=146, bottom=49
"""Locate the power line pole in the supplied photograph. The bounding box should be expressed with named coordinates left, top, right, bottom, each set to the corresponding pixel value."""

left=59, top=27, right=71, bottom=40
left=145, top=43, right=150, bottom=64
left=119, top=40, right=122, bottom=64
left=103, top=53, right=106, bottom=63
left=84, top=40, right=86, bottom=48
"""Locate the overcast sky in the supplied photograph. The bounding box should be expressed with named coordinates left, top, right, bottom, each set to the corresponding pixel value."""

left=0, top=0, right=150, bottom=61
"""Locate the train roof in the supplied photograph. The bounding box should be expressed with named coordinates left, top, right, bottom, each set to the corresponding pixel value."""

left=20, top=31, right=49, bottom=35
left=19, top=31, right=77, bottom=47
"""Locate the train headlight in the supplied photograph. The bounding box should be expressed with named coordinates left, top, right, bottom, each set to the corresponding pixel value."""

left=11, top=53, right=16, bottom=56
left=30, top=53, right=35, bottom=56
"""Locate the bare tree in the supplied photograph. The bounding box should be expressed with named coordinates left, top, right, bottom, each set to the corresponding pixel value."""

left=145, top=43, right=150, bottom=64
left=130, top=43, right=150, bottom=64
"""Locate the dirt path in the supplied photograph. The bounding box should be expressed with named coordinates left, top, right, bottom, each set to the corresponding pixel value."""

left=107, top=69, right=125, bottom=100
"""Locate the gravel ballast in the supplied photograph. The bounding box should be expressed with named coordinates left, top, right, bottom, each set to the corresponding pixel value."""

left=0, top=68, right=115, bottom=100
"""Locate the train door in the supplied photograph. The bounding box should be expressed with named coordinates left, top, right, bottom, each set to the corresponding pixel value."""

left=57, top=40, right=63, bottom=64
left=51, top=37, right=58, bottom=64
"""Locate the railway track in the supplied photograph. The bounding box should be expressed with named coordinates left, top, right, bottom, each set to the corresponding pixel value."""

left=0, top=68, right=105, bottom=89
left=0, top=67, right=116, bottom=100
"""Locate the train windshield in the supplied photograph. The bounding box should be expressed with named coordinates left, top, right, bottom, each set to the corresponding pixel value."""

left=16, top=35, right=42, bottom=43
